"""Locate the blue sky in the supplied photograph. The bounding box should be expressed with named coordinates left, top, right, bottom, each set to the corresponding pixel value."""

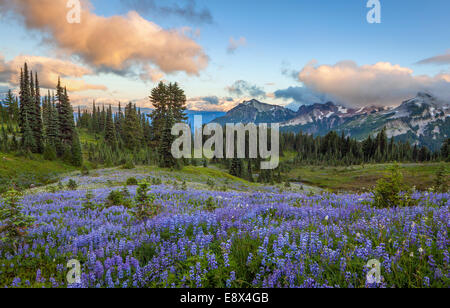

left=0, top=0, right=449, bottom=110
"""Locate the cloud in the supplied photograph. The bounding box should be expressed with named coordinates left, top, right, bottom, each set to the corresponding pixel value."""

left=297, top=60, right=450, bottom=107
left=69, top=94, right=239, bottom=112
left=417, top=51, right=450, bottom=65
left=274, top=86, right=331, bottom=105
left=0, top=0, right=209, bottom=81
left=227, top=80, right=266, bottom=98
left=186, top=96, right=239, bottom=111
left=201, top=96, right=220, bottom=105
left=281, top=61, right=300, bottom=80
left=0, top=54, right=107, bottom=92
left=120, top=0, right=213, bottom=25
left=227, top=37, right=247, bottom=54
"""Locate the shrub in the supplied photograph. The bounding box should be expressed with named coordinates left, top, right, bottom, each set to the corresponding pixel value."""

left=107, top=190, right=125, bottom=206
left=67, top=179, right=78, bottom=190
left=372, top=164, right=413, bottom=208
left=181, top=181, right=187, bottom=191
left=122, top=159, right=135, bottom=170
left=150, top=177, right=162, bottom=185
left=58, top=181, right=65, bottom=190
left=206, top=178, right=215, bottom=189
left=82, top=191, right=97, bottom=211
left=43, top=145, right=57, bottom=161
left=126, top=177, right=138, bottom=186
left=46, top=185, right=58, bottom=193
left=131, top=181, right=160, bottom=221
left=81, top=165, right=90, bottom=176
left=433, top=164, right=448, bottom=193
left=204, top=196, right=217, bottom=212
left=0, top=189, right=35, bottom=252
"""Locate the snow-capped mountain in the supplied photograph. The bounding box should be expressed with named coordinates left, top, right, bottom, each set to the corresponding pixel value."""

left=337, top=92, right=450, bottom=150
left=210, top=93, right=450, bottom=150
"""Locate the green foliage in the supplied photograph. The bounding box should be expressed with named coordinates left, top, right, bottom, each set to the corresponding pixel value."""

left=0, top=189, right=35, bottom=252
left=82, top=191, right=97, bottom=211
left=67, top=179, right=78, bottom=191
left=206, top=178, right=215, bottom=189
left=150, top=177, right=162, bottom=185
left=126, top=177, right=138, bottom=186
left=372, top=163, right=414, bottom=208
left=71, top=132, right=83, bottom=167
left=122, top=158, right=135, bottom=170
left=43, top=144, right=57, bottom=161
left=131, top=181, right=161, bottom=221
left=433, top=164, right=448, bottom=193
left=204, top=196, right=218, bottom=212
left=106, top=188, right=133, bottom=208
left=81, top=165, right=90, bottom=176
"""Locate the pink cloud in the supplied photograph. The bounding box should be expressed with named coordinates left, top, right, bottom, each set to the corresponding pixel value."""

left=0, top=0, right=209, bottom=81
left=0, top=54, right=107, bottom=92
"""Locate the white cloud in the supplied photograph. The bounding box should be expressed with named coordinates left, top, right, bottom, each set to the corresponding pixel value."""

left=298, top=60, right=450, bottom=107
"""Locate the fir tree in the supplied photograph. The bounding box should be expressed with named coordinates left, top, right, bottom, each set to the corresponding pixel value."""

left=158, top=110, right=176, bottom=168
left=71, top=131, right=83, bottom=167
left=104, top=105, right=117, bottom=149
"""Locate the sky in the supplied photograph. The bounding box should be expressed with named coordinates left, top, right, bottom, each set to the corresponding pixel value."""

left=0, top=0, right=449, bottom=111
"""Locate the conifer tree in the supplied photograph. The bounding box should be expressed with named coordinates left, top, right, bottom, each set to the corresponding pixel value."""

left=104, top=105, right=117, bottom=150
left=123, top=103, right=142, bottom=150
left=32, top=72, right=43, bottom=153
left=71, top=131, right=83, bottom=167
left=22, top=115, right=35, bottom=153
left=158, top=110, right=176, bottom=168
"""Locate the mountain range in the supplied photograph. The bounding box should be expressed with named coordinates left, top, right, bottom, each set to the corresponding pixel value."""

left=211, top=93, right=450, bottom=150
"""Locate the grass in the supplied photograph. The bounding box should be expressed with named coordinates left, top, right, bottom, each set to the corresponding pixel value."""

left=182, top=166, right=252, bottom=184
left=78, top=128, right=100, bottom=146
left=0, top=152, right=75, bottom=191
left=286, top=162, right=450, bottom=193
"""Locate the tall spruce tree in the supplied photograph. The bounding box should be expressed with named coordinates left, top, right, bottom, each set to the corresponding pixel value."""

left=158, top=110, right=176, bottom=168
left=104, top=105, right=117, bottom=150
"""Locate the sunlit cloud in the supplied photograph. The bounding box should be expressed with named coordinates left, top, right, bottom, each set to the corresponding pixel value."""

left=0, top=54, right=107, bottom=92
left=187, top=96, right=239, bottom=111
left=0, top=0, right=209, bottom=81
left=297, top=60, right=450, bottom=106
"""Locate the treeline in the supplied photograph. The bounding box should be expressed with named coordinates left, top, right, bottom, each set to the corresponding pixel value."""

left=281, top=129, right=449, bottom=166
left=0, top=63, right=82, bottom=166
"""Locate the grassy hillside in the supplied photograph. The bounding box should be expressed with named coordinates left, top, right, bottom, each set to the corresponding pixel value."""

left=286, top=162, right=449, bottom=192
left=0, top=152, right=74, bottom=192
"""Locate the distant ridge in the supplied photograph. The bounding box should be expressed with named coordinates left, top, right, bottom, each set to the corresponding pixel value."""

left=209, top=94, right=450, bottom=150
